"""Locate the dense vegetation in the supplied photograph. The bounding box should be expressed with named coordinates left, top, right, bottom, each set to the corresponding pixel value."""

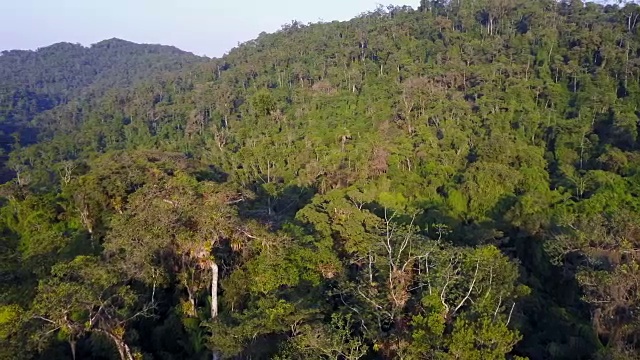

left=0, top=39, right=204, bottom=180
left=1, top=0, right=640, bottom=359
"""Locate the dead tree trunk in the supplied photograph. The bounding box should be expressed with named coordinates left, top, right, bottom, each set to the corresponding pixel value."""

left=211, top=261, right=218, bottom=320
left=211, top=261, right=220, bottom=360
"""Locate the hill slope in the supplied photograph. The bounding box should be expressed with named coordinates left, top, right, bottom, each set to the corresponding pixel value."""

left=1, top=1, right=640, bottom=360
left=0, top=38, right=205, bottom=147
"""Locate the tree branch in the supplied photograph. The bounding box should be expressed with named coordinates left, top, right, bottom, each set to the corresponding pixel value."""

left=452, top=260, right=479, bottom=316
left=33, top=315, right=57, bottom=324
left=506, top=302, right=515, bottom=326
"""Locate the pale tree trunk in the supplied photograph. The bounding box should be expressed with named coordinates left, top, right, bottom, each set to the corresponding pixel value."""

left=69, top=340, right=77, bottom=360
left=115, top=340, right=134, bottom=360
left=211, top=262, right=218, bottom=320
left=102, top=331, right=134, bottom=360
left=211, top=261, right=220, bottom=360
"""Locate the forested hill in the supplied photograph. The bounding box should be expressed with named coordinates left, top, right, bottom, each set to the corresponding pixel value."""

left=0, top=38, right=205, bottom=151
left=2, top=1, right=640, bottom=360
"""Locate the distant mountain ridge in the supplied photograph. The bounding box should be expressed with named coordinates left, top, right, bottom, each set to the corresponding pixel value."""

left=0, top=38, right=207, bottom=121
left=0, top=38, right=207, bottom=153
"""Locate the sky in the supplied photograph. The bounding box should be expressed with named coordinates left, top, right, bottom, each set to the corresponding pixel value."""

left=0, top=0, right=420, bottom=58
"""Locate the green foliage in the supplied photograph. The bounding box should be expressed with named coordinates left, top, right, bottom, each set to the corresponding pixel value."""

left=279, top=313, right=368, bottom=360
left=2, top=1, right=640, bottom=359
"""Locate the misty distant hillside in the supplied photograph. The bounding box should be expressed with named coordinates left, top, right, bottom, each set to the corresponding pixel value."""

left=0, top=38, right=206, bottom=152
left=0, top=38, right=205, bottom=120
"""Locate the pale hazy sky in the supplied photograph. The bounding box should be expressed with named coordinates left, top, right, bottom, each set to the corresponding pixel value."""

left=0, top=0, right=420, bottom=57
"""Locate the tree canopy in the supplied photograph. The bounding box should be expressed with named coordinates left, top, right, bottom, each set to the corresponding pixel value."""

left=2, top=1, right=640, bottom=359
